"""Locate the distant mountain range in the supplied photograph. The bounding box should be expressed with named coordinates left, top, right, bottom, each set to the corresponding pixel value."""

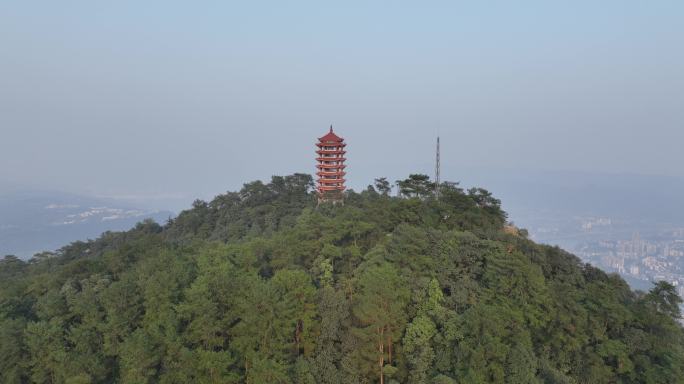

left=0, top=190, right=173, bottom=258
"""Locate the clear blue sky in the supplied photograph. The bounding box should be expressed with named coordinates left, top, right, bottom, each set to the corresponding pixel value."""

left=1, top=1, right=683, bottom=207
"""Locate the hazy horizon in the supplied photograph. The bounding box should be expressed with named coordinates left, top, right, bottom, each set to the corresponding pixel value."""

left=2, top=1, right=683, bottom=205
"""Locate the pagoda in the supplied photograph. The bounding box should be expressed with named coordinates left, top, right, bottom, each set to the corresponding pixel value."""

left=316, top=125, right=347, bottom=203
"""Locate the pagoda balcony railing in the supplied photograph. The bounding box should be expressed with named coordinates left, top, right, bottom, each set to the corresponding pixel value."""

left=317, top=171, right=347, bottom=176
left=316, top=159, right=346, bottom=164
left=316, top=155, right=345, bottom=159
left=316, top=149, right=346, bottom=153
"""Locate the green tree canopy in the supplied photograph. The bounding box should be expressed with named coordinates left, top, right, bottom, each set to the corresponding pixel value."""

left=0, top=173, right=682, bottom=383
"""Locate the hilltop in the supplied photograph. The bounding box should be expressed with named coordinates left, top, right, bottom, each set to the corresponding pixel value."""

left=1, top=173, right=683, bottom=384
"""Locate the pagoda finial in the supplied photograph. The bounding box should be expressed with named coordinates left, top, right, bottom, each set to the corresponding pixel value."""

left=330, top=125, right=333, bottom=133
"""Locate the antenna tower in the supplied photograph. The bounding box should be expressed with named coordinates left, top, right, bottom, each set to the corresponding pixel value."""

left=435, top=136, right=441, bottom=199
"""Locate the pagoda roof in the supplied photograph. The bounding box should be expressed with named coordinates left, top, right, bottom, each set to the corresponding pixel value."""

left=316, top=142, right=346, bottom=148
left=316, top=172, right=346, bottom=175
left=316, top=164, right=347, bottom=169
left=318, top=125, right=344, bottom=142
left=318, top=186, right=346, bottom=192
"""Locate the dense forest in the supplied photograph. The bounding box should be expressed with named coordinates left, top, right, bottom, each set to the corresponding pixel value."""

left=1, top=173, right=683, bottom=383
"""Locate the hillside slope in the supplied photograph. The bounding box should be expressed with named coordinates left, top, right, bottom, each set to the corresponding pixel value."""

left=1, top=174, right=683, bottom=384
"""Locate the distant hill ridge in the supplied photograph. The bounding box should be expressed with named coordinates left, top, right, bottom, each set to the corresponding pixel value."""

left=1, top=173, right=683, bottom=383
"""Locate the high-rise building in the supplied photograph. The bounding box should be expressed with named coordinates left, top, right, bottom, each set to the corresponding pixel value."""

left=315, top=126, right=347, bottom=203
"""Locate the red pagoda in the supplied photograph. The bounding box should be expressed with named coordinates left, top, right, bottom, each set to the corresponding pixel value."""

left=316, top=125, right=347, bottom=203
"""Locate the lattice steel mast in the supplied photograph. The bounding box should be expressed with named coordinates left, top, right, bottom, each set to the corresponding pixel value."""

left=435, top=136, right=441, bottom=199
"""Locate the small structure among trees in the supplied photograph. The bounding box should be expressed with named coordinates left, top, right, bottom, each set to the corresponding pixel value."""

left=315, top=126, right=347, bottom=204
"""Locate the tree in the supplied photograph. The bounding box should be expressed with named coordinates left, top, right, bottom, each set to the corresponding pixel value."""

left=646, top=281, right=682, bottom=319
left=467, top=188, right=501, bottom=209
left=374, top=178, right=392, bottom=196
left=271, top=270, right=318, bottom=356
left=404, top=315, right=437, bottom=383
left=396, top=174, right=434, bottom=199
left=403, top=279, right=444, bottom=383
left=353, top=263, right=410, bottom=384
left=119, top=328, right=162, bottom=383
left=25, top=320, right=68, bottom=384
left=246, top=355, right=290, bottom=384
left=310, top=286, right=349, bottom=384
left=192, top=349, right=240, bottom=384
left=0, top=318, right=27, bottom=384
left=505, top=339, right=541, bottom=384
left=0, top=255, right=25, bottom=279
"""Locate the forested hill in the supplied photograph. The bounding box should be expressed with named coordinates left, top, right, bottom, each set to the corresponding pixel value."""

left=2, top=173, right=683, bottom=384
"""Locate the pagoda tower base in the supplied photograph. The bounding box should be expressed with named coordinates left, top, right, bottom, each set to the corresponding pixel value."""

left=317, top=190, right=345, bottom=205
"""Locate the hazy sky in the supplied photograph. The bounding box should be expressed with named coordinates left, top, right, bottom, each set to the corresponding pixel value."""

left=1, top=1, right=683, bottom=208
